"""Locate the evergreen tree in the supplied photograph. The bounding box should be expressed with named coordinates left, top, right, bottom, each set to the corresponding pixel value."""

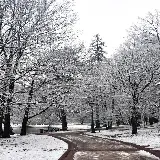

left=89, top=34, right=107, bottom=63
left=88, top=34, right=107, bottom=129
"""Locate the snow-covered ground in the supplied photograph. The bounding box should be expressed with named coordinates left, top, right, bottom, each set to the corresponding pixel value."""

left=12, top=123, right=90, bottom=129
left=12, top=123, right=91, bottom=134
left=0, top=134, right=68, bottom=160
left=52, top=123, right=91, bottom=130
left=86, top=125, right=160, bottom=150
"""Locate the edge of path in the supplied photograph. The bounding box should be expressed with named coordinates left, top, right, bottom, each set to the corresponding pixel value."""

left=109, top=138, right=160, bottom=158
left=38, top=130, right=160, bottom=160
left=49, top=133, right=77, bottom=160
left=84, top=133, right=160, bottom=159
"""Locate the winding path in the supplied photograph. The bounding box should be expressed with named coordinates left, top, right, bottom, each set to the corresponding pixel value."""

left=49, top=131, right=160, bottom=160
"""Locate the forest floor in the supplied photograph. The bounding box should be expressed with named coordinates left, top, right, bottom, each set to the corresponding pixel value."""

left=51, top=129, right=160, bottom=160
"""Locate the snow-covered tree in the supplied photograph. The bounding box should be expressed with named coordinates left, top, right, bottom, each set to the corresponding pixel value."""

left=87, top=34, right=107, bottom=129
left=113, top=11, right=160, bottom=134
left=0, top=0, right=77, bottom=137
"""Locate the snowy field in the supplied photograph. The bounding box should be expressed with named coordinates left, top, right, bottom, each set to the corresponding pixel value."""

left=31, top=123, right=91, bottom=130
left=0, top=134, right=68, bottom=160
left=87, top=125, right=160, bottom=150
left=12, top=123, right=91, bottom=134
left=7, top=124, right=160, bottom=159
left=52, top=123, right=91, bottom=130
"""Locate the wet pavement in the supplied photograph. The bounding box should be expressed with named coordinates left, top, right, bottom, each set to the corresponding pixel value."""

left=50, top=131, right=160, bottom=160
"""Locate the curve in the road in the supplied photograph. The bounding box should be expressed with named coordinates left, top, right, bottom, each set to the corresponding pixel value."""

left=49, top=131, right=160, bottom=160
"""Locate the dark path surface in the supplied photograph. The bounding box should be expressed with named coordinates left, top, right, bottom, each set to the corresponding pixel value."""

left=50, top=131, right=160, bottom=160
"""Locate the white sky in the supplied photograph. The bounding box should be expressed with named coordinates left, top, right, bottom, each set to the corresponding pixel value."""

left=74, top=0, right=160, bottom=56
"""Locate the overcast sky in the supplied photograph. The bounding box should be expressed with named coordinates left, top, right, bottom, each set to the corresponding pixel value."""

left=74, top=0, right=160, bottom=56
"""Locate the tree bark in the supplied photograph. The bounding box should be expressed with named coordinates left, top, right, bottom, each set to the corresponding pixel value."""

left=0, top=112, right=3, bottom=137
left=61, top=109, right=67, bottom=131
left=3, top=111, right=10, bottom=138
left=91, top=106, right=95, bottom=133
left=131, top=113, right=138, bottom=134
left=0, top=95, right=4, bottom=137
left=80, top=118, right=84, bottom=125
left=20, top=80, right=34, bottom=136
left=108, top=98, right=115, bottom=129
left=108, top=121, right=112, bottom=129
left=20, top=109, right=29, bottom=136
left=3, top=75, right=14, bottom=138
left=131, top=115, right=137, bottom=134
left=95, top=106, right=100, bottom=128
left=20, top=118, right=28, bottom=136
left=131, top=93, right=139, bottom=134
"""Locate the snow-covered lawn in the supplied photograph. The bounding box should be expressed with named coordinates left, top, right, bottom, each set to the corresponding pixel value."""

left=86, top=125, right=160, bottom=150
left=0, top=134, right=68, bottom=160
left=52, top=123, right=91, bottom=130
left=12, top=123, right=91, bottom=134
left=12, top=123, right=91, bottom=130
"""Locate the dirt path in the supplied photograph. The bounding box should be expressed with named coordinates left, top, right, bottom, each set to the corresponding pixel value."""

left=49, top=131, right=160, bottom=160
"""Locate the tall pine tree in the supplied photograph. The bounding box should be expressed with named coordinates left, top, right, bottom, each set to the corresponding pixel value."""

left=88, top=34, right=107, bottom=129
left=89, top=34, right=107, bottom=63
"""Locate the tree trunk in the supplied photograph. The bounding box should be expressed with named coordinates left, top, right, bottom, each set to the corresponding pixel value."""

left=61, top=109, right=67, bottom=131
left=3, top=94, right=13, bottom=138
left=91, top=106, right=95, bottom=133
left=0, top=95, right=5, bottom=137
left=107, top=98, right=114, bottom=130
left=20, top=80, right=34, bottom=136
left=110, top=98, right=114, bottom=128
left=0, top=112, right=3, bottom=137
left=131, top=108, right=138, bottom=134
left=95, top=106, right=100, bottom=128
left=20, top=110, right=29, bottom=135
left=80, top=118, right=84, bottom=125
left=3, top=77, right=14, bottom=138
left=3, top=112, right=10, bottom=138
left=108, top=121, right=112, bottom=129
left=20, top=117, right=28, bottom=136
left=2, top=64, right=14, bottom=138
left=131, top=116, right=137, bottom=134
left=131, top=90, right=139, bottom=134
left=95, top=119, right=100, bottom=128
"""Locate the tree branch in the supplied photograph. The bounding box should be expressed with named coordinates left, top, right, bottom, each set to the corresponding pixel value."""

left=28, top=106, right=50, bottom=119
left=140, top=72, right=154, bottom=93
